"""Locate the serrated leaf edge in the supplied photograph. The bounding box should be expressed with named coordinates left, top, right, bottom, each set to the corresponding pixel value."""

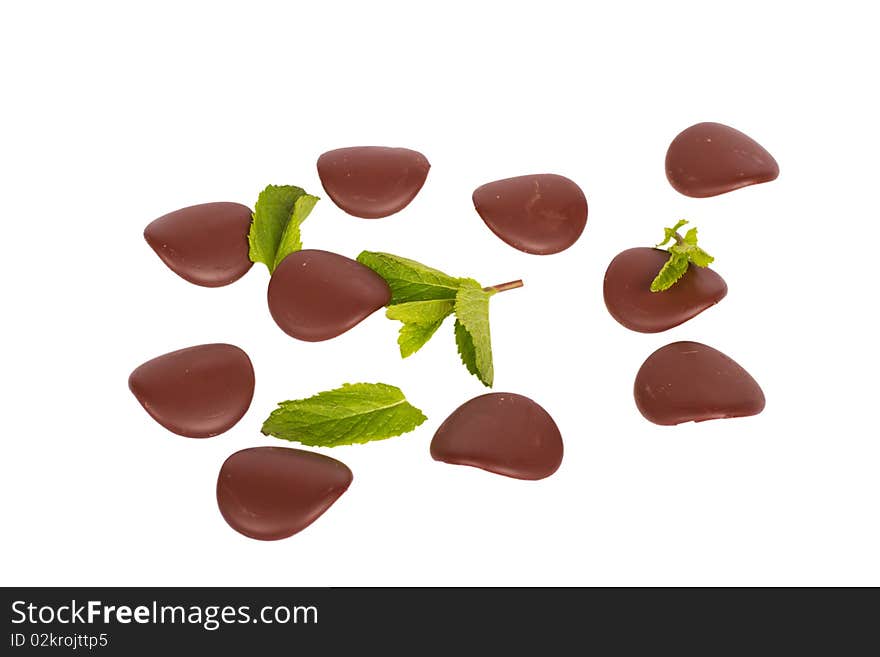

left=261, top=382, right=428, bottom=447
left=650, top=253, right=689, bottom=292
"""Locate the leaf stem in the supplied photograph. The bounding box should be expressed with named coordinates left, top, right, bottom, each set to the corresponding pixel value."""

left=671, top=231, right=685, bottom=246
left=484, top=279, right=524, bottom=294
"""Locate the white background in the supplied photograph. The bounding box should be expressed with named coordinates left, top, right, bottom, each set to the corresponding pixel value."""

left=2, top=1, right=878, bottom=586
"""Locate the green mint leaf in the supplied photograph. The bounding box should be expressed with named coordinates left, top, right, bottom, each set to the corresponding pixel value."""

left=385, top=298, right=456, bottom=324
left=248, top=185, right=318, bottom=273
left=398, top=320, right=447, bottom=358
left=684, top=226, right=698, bottom=246
left=688, top=246, right=714, bottom=267
left=650, top=253, right=690, bottom=292
left=273, top=193, right=319, bottom=270
left=261, top=382, right=427, bottom=447
left=361, top=252, right=519, bottom=384
left=668, top=242, right=689, bottom=258
left=454, top=318, right=479, bottom=380
left=248, top=185, right=304, bottom=270
left=356, top=251, right=463, bottom=303
left=386, top=299, right=455, bottom=358
left=453, top=279, right=495, bottom=387
left=669, top=240, right=714, bottom=268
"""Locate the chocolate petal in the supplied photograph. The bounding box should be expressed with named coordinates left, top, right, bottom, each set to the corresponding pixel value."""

left=267, top=249, right=391, bottom=342
left=603, top=247, right=727, bottom=333
left=665, top=122, right=779, bottom=197
left=634, top=341, right=765, bottom=425
left=317, top=146, right=430, bottom=218
left=217, top=446, right=352, bottom=541
left=144, top=202, right=253, bottom=287
left=431, top=393, right=563, bottom=480
left=129, top=344, right=255, bottom=438
left=472, top=174, right=588, bottom=254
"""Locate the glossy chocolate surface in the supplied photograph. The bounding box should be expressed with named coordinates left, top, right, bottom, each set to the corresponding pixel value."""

left=129, top=344, right=255, bottom=438
left=472, top=174, right=588, bottom=254
left=634, top=341, right=765, bottom=425
left=665, top=122, right=779, bottom=197
left=267, top=249, right=391, bottom=341
left=431, top=393, right=563, bottom=480
left=603, top=247, right=727, bottom=333
left=317, top=146, right=430, bottom=218
left=217, top=446, right=352, bottom=541
left=144, top=202, right=253, bottom=287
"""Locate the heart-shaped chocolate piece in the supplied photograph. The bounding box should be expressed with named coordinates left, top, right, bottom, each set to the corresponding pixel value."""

left=267, top=249, right=390, bottom=341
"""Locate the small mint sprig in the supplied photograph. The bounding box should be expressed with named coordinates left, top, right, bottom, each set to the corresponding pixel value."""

left=650, top=219, right=715, bottom=292
left=356, top=251, right=523, bottom=387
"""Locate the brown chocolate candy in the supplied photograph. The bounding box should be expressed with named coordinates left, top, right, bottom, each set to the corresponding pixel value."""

left=267, top=249, right=391, bottom=341
left=217, top=446, right=352, bottom=541
left=316, top=146, right=430, bottom=218
left=129, top=344, right=255, bottom=438
left=144, top=202, right=253, bottom=287
left=472, top=174, right=588, bottom=254
left=431, top=393, right=563, bottom=480
left=665, top=122, right=779, bottom=197
left=603, top=247, right=727, bottom=333
left=634, top=341, right=765, bottom=425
